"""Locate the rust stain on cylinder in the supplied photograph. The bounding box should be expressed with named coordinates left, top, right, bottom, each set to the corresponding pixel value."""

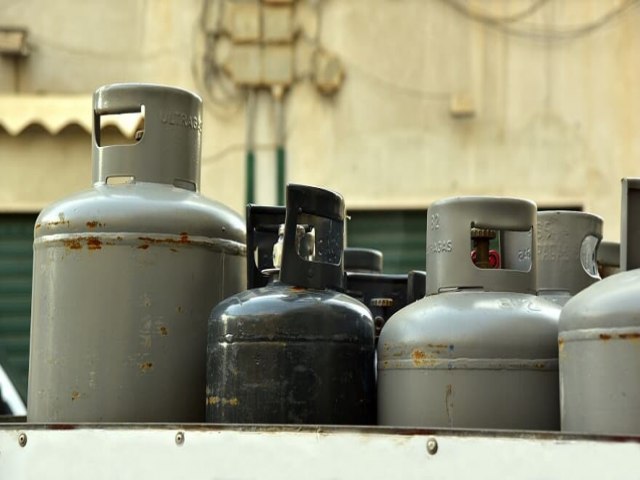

left=206, top=396, right=239, bottom=406
left=64, top=239, right=82, bottom=250
left=71, top=391, right=80, bottom=401
left=159, top=326, right=168, bottom=336
left=87, top=237, right=102, bottom=250
left=139, top=362, right=153, bottom=372
left=138, top=244, right=150, bottom=249
left=445, top=384, right=453, bottom=426
left=138, top=235, right=191, bottom=247
left=600, top=333, right=612, bottom=340
left=412, top=350, right=427, bottom=361
left=411, top=349, right=437, bottom=367
left=47, top=220, right=70, bottom=228
left=86, top=221, right=103, bottom=229
left=619, top=332, right=640, bottom=340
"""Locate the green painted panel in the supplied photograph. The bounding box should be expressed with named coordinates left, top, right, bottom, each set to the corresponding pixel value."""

left=347, top=210, right=427, bottom=274
left=0, top=214, right=36, bottom=401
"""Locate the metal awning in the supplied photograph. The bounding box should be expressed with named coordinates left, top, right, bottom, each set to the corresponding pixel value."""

left=0, top=94, right=141, bottom=137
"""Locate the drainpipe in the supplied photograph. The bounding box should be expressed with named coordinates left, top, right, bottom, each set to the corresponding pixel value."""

left=272, top=85, right=286, bottom=206
left=245, top=89, right=257, bottom=204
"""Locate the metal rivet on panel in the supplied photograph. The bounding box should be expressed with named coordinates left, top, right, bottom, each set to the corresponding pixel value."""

left=426, top=437, right=438, bottom=455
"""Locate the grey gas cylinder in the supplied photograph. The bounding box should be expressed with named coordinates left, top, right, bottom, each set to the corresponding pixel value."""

left=537, top=211, right=602, bottom=306
left=559, top=178, right=640, bottom=434
left=28, top=84, right=246, bottom=422
left=378, top=197, right=561, bottom=429
left=206, top=184, right=376, bottom=425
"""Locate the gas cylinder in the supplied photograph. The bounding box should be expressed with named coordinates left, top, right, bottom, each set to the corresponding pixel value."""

left=559, top=178, right=640, bottom=434
left=206, top=184, right=375, bottom=424
left=378, top=197, right=561, bottom=429
left=406, top=270, right=426, bottom=304
left=343, top=251, right=407, bottom=342
left=537, top=211, right=602, bottom=306
left=344, top=248, right=383, bottom=273
left=28, top=84, right=246, bottom=422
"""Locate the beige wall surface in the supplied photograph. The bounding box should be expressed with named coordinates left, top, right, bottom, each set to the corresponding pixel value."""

left=0, top=0, right=639, bottom=240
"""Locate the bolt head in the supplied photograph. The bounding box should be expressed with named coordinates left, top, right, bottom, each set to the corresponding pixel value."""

left=175, top=431, right=185, bottom=445
left=426, top=437, right=438, bottom=455
left=18, top=432, right=27, bottom=447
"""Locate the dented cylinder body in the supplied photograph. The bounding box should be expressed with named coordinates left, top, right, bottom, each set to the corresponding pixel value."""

left=27, top=84, right=246, bottom=422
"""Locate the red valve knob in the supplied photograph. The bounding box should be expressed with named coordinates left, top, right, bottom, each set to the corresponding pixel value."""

left=471, top=249, right=501, bottom=269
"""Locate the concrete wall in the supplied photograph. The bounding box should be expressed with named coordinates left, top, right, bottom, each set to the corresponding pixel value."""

left=0, top=0, right=639, bottom=240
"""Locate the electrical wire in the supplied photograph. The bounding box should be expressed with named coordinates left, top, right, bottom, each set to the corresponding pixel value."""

left=443, top=0, right=551, bottom=24
left=201, top=143, right=278, bottom=165
left=191, top=0, right=245, bottom=114
left=344, top=58, right=451, bottom=100
left=440, top=0, right=640, bottom=40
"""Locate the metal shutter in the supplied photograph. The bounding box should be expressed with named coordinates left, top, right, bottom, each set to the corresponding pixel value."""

left=347, top=210, right=427, bottom=274
left=0, top=214, right=36, bottom=401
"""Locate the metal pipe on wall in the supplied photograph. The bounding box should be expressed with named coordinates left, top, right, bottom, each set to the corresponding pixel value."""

left=272, top=85, right=287, bottom=206
left=245, top=89, right=257, bottom=204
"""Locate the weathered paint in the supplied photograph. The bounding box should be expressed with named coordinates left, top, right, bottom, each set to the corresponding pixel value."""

left=28, top=85, right=247, bottom=424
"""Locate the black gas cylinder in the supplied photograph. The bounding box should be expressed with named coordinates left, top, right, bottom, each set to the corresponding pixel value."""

left=206, top=184, right=375, bottom=424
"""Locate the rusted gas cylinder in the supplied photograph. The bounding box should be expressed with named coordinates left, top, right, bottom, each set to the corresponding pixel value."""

left=27, top=84, right=245, bottom=422
left=206, top=184, right=375, bottom=424
left=378, top=197, right=561, bottom=429
left=559, top=178, right=640, bottom=434
left=537, top=211, right=603, bottom=306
